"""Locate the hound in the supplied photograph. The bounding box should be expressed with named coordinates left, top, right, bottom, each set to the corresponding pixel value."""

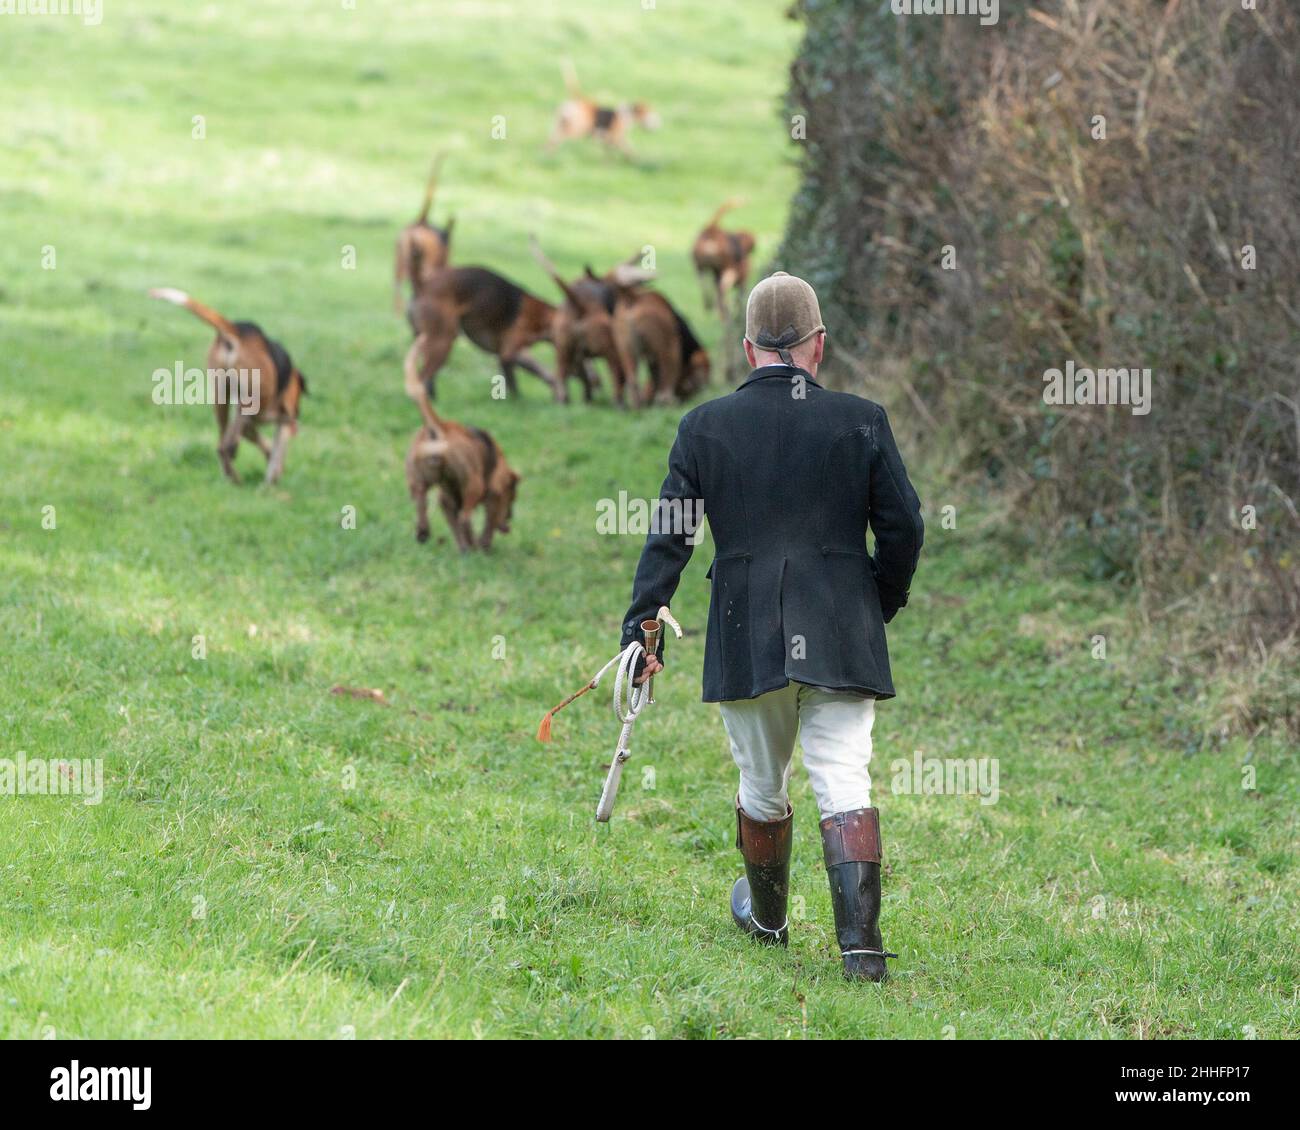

left=612, top=284, right=711, bottom=406
left=692, top=199, right=756, bottom=319
left=393, top=152, right=455, bottom=310
left=545, top=60, right=661, bottom=158
left=530, top=237, right=655, bottom=407
left=404, top=337, right=520, bottom=552
left=405, top=266, right=561, bottom=401
left=148, top=288, right=306, bottom=484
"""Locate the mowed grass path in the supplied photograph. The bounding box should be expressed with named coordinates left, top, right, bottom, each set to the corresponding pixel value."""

left=1, top=1, right=1296, bottom=1039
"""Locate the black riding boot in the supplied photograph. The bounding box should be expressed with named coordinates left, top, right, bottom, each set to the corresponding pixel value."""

left=730, top=797, right=793, bottom=946
left=820, top=807, right=896, bottom=982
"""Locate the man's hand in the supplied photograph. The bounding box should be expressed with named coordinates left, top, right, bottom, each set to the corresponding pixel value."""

left=634, top=655, right=664, bottom=686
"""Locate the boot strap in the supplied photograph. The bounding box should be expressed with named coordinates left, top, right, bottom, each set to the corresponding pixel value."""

left=752, top=915, right=789, bottom=937
left=842, top=948, right=898, bottom=959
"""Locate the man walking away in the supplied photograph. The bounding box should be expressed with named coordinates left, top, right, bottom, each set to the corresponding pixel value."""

left=619, top=272, right=924, bottom=982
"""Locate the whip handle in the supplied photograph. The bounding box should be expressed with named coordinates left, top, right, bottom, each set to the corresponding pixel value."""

left=595, top=738, right=631, bottom=816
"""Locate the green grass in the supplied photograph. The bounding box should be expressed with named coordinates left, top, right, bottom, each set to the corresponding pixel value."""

left=1, top=0, right=1296, bottom=1039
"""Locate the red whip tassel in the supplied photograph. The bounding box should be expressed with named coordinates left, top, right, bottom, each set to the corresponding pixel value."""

left=535, top=681, right=597, bottom=743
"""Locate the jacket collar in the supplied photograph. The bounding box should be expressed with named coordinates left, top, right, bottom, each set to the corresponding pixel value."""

left=737, top=363, right=822, bottom=391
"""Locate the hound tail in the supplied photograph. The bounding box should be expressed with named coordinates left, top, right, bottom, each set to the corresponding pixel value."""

left=529, top=234, right=583, bottom=308
left=704, top=197, right=745, bottom=229
left=148, top=288, right=240, bottom=348
left=415, top=151, right=446, bottom=224
left=404, top=334, right=447, bottom=436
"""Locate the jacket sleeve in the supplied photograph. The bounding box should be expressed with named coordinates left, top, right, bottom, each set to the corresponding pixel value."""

left=867, top=405, right=924, bottom=623
left=619, top=414, right=704, bottom=661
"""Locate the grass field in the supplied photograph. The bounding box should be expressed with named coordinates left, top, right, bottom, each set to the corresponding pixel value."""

left=1, top=0, right=1296, bottom=1039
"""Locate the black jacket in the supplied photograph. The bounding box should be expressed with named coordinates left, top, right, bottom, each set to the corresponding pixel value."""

left=620, top=365, right=923, bottom=702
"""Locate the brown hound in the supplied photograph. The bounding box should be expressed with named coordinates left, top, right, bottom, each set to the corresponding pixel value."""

left=148, top=288, right=306, bottom=484
left=406, top=266, right=561, bottom=401
left=393, top=153, right=454, bottom=311
left=612, top=284, right=711, bottom=406
left=692, top=199, right=756, bottom=320
left=529, top=238, right=656, bottom=407
left=545, top=60, right=661, bottom=158
left=404, top=338, right=520, bottom=552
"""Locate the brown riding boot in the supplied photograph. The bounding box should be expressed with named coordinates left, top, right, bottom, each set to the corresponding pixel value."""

left=730, top=797, right=793, bottom=946
left=820, top=807, right=896, bottom=982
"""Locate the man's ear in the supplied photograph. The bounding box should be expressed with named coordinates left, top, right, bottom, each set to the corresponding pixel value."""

left=811, top=331, right=826, bottom=367
left=743, top=338, right=757, bottom=368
